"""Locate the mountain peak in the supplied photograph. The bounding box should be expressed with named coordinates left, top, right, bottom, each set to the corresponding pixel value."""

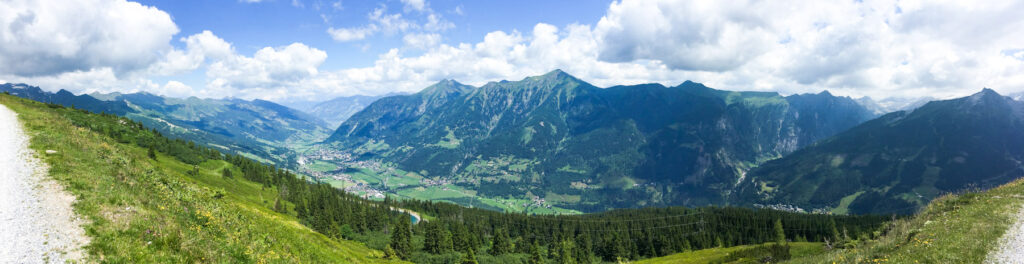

left=419, top=78, right=474, bottom=95
left=539, top=69, right=580, bottom=82
left=967, top=88, right=1003, bottom=103
left=544, top=69, right=567, bottom=76
left=977, top=88, right=999, bottom=96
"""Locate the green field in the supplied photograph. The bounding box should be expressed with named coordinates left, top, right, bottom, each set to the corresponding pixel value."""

left=636, top=242, right=824, bottom=264
left=1, top=95, right=402, bottom=263
left=305, top=156, right=581, bottom=215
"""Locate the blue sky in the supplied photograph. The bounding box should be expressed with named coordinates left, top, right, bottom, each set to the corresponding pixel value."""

left=1, top=0, right=1023, bottom=103
left=137, top=0, right=608, bottom=70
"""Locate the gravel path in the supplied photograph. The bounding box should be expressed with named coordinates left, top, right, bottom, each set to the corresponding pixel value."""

left=0, top=104, right=88, bottom=263
left=987, top=203, right=1024, bottom=264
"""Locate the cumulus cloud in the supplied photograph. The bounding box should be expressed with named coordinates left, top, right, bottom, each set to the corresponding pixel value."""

left=401, top=0, right=426, bottom=12
left=0, top=0, right=178, bottom=76
left=148, top=30, right=234, bottom=76
left=327, top=2, right=453, bottom=43
left=328, top=25, right=378, bottom=42
left=204, top=43, right=328, bottom=98
left=594, top=0, right=775, bottom=72
left=160, top=81, right=194, bottom=97
left=289, top=0, right=1024, bottom=101
left=6, top=0, right=1024, bottom=102
left=403, top=33, right=442, bottom=50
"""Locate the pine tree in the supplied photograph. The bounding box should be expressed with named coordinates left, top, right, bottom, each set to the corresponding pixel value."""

left=489, top=228, right=512, bottom=256
left=425, top=222, right=454, bottom=254
left=273, top=198, right=284, bottom=213
left=222, top=168, right=233, bottom=178
left=453, top=223, right=472, bottom=253
left=774, top=218, right=786, bottom=245
left=389, top=218, right=413, bottom=260
left=574, top=233, right=593, bottom=263
left=461, top=248, right=479, bottom=264
left=383, top=244, right=397, bottom=260
left=147, top=145, right=157, bottom=160
left=558, top=239, right=577, bottom=264
left=528, top=241, right=544, bottom=264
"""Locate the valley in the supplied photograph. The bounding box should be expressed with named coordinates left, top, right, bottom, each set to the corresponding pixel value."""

left=295, top=145, right=581, bottom=214
left=5, top=1, right=1023, bottom=263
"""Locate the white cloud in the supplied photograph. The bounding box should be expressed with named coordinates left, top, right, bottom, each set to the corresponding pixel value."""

left=6, top=0, right=1024, bottom=102
left=424, top=13, right=454, bottom=31
left=0, top=0, right=178, bottom=76
left=328, top=25, right=378, bottom=42
left=401, top=0, right=426, bottom=12
left=160, top=81, right=194, bottom=97
left=403, top=33, right=441, bottom=50
left=288, top=0, right=1024, bottom=101
left=369, top=7, right=417, bottom=33
left=205, top=43, right=328, bottom=98
left=326, top=3, right=452, bottom=44
left=594, top=0, right=775, bottom=72
left=0, top=67, right=159, bottom=96
left=148, top=30, right=234, bottom=76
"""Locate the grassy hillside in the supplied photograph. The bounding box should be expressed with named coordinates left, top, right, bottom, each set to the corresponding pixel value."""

left=0, top=94, right=400, bottom=263
left=635, top=242, right=824, bottom=264
left=638, top=177, right=1024, bottom=264
left=788, top=178, right=1024, bottom=263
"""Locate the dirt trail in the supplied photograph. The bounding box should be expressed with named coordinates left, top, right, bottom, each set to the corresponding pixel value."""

left=987, top=201, right=1024, bottom=264
left=0, top=104, right=89, bottom=263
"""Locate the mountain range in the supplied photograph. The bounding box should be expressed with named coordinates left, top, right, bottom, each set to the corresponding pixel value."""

left=734, top=88, right=1024, bottom=214
left=8, top=71, right=1022, bottom=215
left=303, top=95, right=387, bottom=128
left=324, top=70, right=877, bottom=211
left=1, top=84, right=331, bottom=164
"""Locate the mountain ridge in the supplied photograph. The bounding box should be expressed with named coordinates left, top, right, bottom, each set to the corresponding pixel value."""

left=735, top=88, right=1024, bottom=214
left=321, top=70, right=877, bottom=211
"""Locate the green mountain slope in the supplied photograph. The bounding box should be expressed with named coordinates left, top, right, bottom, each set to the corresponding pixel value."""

left=788, top=178, right=1024, bottom=263
left=323, top=70, right=876, bottom=211
left=1, top=84, right=332, bottom=165
left=1, top=92, right=892, bottom=264
left=735, top=89, right=1024, bottom=214
left=0, top=94, right=399, bottom=263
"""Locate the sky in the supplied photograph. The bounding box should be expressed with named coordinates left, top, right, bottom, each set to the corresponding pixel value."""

left=1, top=0, right=1023, bottom=103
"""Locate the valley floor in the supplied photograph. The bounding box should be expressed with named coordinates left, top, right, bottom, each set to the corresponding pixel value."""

left=0, top=104, right=88, bottom=262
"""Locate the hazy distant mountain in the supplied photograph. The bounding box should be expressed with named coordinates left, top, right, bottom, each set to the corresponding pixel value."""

left=105, top=92, right=332, bottom=164
left=325, top=70, right=877, bottom=211
left=736, top=89, right=1024, bottom=214
left=2, top=83, right=330, bottom=165
left=1008, top=91, right=1024, bottom=101
left=856, top=96, right=935, bottom=114
left=305, top=95, right=387, bottom=128
left=2, top=83, right=131, bottom=115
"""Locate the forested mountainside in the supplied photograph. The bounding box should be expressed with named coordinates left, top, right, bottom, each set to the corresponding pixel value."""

left=1, top=83, right=331, bottom=165
left=0, top=93, right=888, bottom=263
left=735, top=89, right=1024, bottom=214
left=324, top=70, right=876, bottom=211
